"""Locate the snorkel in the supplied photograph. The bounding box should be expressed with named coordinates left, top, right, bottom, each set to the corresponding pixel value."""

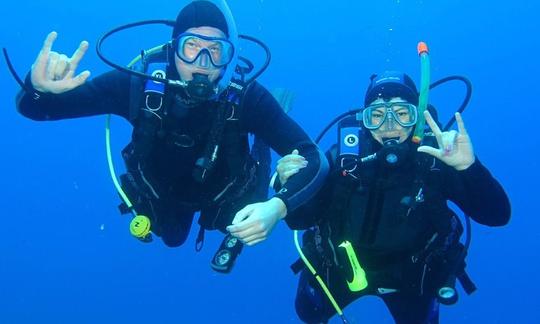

left=412, top=41, right=430, bottom=144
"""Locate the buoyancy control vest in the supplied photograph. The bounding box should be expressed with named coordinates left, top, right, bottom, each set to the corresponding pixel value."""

left=118, top=49, right=270, bottom=231
left=294, top=121, right=475, bottom=300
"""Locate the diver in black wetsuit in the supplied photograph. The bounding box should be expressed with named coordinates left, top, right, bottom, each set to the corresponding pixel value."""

left=14, top=0, right=328, bottom=272
left=276, top=71, right=510, bottom=323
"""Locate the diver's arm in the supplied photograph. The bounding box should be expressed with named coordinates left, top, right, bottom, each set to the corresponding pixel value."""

left=273, top=150, right=336, bottom=229
left=283, top=175, right=334, bottom=229
left=16, top=69, right=131, bottom=121
left=226, top=84, right=328, bottom=245
left=243, top=82, right=329, bottom=214
left=445, top=159, right=511, bottom=226
left=16, top=30, right=131, bottom=120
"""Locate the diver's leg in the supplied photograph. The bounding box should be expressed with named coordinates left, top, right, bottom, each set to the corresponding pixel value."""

left=119, top=173, right=195, bottom=247
left=158, top=205, right=196, bottom=248
left=381, top=292, right=440, bottom=324
left=295, top=270, right=337, bottom=324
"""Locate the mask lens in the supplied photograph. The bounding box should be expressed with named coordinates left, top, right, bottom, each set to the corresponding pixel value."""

left=176, top=33, right=234, bottom=68
left=391, top=103, right=417, bottom=127
left=363, top=106, right=387, bottom=129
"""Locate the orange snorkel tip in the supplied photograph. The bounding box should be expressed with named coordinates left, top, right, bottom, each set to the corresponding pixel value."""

left=417, top=41, right=429, bottom=55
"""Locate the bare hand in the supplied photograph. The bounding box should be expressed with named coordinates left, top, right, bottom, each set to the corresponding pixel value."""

left=31, top=31, right=91, bottom=94
left=276, top=149, right=308, bottom=185
left=226, top=198, right=287, bottom=246
left=417, top=111, right=475, bottom=170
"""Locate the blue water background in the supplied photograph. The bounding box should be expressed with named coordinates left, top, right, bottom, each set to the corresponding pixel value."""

left=1, top=0, right=538, bottom=323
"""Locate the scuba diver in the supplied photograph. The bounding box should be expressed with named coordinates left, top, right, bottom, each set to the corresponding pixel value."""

left=13, top=0, right=328, bottom=273
left=275, top=71, right=510, bottom=323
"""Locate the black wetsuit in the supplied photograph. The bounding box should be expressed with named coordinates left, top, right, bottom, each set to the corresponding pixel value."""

left=16, top=70, right=328, bottom=247
left=286, top=140, right=510, bottom=324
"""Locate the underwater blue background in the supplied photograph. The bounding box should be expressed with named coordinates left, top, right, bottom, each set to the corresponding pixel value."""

left=1, top=0, right=538, bottom=323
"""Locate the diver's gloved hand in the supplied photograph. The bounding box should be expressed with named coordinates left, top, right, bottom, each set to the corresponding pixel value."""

left=276, top=149, right=308, bottom=185
left=226, top=197, right=287, bottom=246
left=31, top=31, right=91, bottom=94
left=418, top=111, right=475, bottom=171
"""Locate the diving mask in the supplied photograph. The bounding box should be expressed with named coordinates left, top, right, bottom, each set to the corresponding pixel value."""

left=175, top=32, right=234, bottom=68
left=362, top=101, right=418, bottom=130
